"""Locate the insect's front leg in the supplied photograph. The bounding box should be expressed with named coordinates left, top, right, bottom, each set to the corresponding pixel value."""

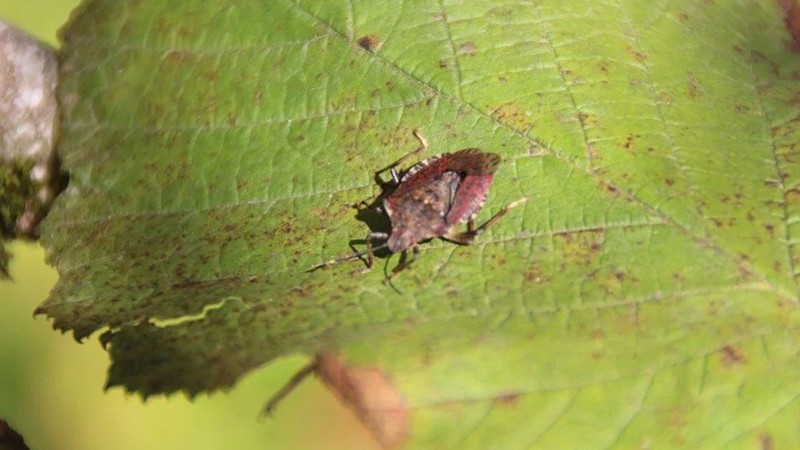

left=365, top=231, right=389, bottom=269
left=374, top=129, right=429, bottom=185
left=307, top=231, right=390, bottom=272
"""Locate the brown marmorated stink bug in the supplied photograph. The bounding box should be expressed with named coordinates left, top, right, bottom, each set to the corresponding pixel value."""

left=312, top=130, right=527, bottom=279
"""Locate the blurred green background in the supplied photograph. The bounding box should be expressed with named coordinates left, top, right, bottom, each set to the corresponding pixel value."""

left=0, top=2, right=378, bottom=449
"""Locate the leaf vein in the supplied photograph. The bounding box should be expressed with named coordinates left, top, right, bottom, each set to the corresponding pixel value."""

left=435, top=0, right=465, bottom=100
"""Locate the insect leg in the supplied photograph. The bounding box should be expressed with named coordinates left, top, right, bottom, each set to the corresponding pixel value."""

left=366, top=231, right=389, bottom=268
left=307, top=234, right=389, bottom=271
left=444, top=197, right=529, bottom=244
left=308, top=252, right=361, bottom=271
left=374, top=129, right=429, bottom=185
left=384, top=244, right=420, bottom=283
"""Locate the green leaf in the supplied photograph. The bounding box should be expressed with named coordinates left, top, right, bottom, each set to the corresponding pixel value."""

left=41, top=0, right=800, bottom=448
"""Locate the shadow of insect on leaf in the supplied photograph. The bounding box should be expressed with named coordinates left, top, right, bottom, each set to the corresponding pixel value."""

left=309, top=129, right=528, bottom=284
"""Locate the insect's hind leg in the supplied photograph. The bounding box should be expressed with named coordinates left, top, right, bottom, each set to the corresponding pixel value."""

left=444, top=197, right=529, bottom=244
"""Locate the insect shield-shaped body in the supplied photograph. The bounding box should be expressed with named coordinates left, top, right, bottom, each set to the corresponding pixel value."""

left=382, top=149, right=500, bottom=253
left=312, top=130, right=527, bottom=278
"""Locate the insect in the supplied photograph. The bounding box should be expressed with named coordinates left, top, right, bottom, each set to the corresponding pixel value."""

left=312, top=129, right=527, bottom=278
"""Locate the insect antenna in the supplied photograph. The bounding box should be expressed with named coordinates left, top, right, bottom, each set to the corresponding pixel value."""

left=307, top=242, right=390, bottom=271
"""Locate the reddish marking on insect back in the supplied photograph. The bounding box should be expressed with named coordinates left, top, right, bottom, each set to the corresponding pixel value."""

left=381, top=148, right=502, bottom=253
left=447, top=173, right=494, bottom=225
left=446, top=148, right=501, bottom=174
left=396, top=149, right=499, bottom=195
left=393, top=154, right=453, bottom=194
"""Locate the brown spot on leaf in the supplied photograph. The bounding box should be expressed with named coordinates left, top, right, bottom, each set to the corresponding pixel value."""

left=494, top=392, right=520, bottom=405
left=287, top=286, right=309, bottom=298
left=457, top=41, right=477, bottom=56
left=445, top=286, right=461, bottom=298
left=760, top=432, right=774, bottom=450
left=317, top=353, right=408, bottom=450
left=784, top=187, right=800, bottom=205
left=626, top=44, right=647, bottom=64
left=172, top=278, right=202, bottom=290
left=357, top=35, right=383, bottom=52
left=577, top=112, right=590, bottom=124
left=588, top=145, right=602, bottom=163
left=719, top=344, right=746, bottom=366
left=492, top=103, right=533, bottom=132
left=554, top=229, right=604, bottom=267
left=622, top=133, right=640, bottom=149
left=523, top=262, right=547, bottom=284
left=664, top=405, right=689, bottom=428
left=687, top=71, right=702, bottom=98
